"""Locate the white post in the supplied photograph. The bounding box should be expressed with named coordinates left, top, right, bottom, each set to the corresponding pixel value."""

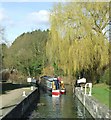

left=22, top=91, right=26, bottom=97
left=31, top=86, right=34, bottom=90
left=81, top=86, right=83, bottom=90
left=85, top=83, right=87, bottom=95
left=85, top=83, right=92, bottom=96
left=88, top=83, right=92, bottom=96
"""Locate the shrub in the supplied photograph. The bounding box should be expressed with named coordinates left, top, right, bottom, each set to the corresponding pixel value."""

left=100, top=68, right=111, bottom=85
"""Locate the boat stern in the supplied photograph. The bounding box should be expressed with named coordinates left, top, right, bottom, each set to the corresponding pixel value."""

left=52, top=89, right=61, bottom=97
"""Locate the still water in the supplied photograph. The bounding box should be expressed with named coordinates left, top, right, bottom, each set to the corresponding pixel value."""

left=27, top=85, right=94, bottom=119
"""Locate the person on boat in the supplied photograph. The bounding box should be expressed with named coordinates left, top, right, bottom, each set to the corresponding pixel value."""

left=57, top=79, right=60, bottom=89
left=60, top=80, right=65, bottom=90
left=52, top=81, right=56, bottom=90
left=54, top=76, right=60, bottom=90
left=57, top=76, right=61, bottom=83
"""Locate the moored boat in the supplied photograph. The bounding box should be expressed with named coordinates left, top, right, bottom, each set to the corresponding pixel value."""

left=40, top=76, right=53, bottom=94
left=40, top=75, right=66, bottom=97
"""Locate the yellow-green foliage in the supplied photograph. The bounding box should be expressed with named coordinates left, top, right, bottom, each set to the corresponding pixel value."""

left=46, top=2, right=109, bottom=82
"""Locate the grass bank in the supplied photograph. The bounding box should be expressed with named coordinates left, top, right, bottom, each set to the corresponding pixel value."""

left=92, top=83, right=111, bottom=109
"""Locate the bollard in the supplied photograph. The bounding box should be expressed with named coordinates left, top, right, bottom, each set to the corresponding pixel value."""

left=80, top=86, right=83, bottom=90
left=22, top=91, right=27, bottom=97
left=31, top=86, right=34, bottom=90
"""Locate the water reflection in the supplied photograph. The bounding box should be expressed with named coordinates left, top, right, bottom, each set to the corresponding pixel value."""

left=52, top=97, right=60, bottom=111
left=28, top=85, right=94, bottom=119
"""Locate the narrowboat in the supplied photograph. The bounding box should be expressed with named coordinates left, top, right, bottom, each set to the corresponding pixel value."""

left=40, top=76, right=53, bottom=94
left=40, top=76, right=61, bottom=97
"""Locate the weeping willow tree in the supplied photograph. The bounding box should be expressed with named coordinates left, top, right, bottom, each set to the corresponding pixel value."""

left=46, top=2, right=109, bottom=83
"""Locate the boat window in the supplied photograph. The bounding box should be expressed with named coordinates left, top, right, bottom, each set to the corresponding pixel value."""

left=47, top=81, right=52, bottom=88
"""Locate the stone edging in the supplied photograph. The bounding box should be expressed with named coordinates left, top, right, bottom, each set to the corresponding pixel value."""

left=1, top=88, right=39, bottom=119
left=75, top=87, right=111, bottom=119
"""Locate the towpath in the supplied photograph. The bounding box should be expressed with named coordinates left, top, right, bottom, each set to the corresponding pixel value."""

left=0, top=86, right=36, bottom=119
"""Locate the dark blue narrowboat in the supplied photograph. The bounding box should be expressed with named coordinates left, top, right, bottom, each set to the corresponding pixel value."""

left=40, top=76, right=53, bottom=93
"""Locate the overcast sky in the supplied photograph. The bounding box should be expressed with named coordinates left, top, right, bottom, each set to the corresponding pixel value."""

left=0, top=2, right=55, bottom=44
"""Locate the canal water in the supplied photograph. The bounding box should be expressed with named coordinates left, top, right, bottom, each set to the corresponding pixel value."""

left=27, top=85, right=94, bottom=119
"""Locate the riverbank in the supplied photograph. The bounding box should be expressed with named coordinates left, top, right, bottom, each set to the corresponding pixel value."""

left=75, top=87, right=111, bottom=119
left=92, top=83, right=111, bottom=109
left=0, top=86, right=38, bottom=119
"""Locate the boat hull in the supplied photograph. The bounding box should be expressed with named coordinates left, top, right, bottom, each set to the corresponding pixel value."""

left=52, top=90, right=61, bottom=97
left=60, top=89, right=66, bottom=94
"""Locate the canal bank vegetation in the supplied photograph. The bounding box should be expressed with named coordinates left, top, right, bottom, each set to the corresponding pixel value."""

left=92, top=83, right=111, bottom=109
left=1, top=29, right=49, bottom=83
left=92, top=67, right=111, bottom=109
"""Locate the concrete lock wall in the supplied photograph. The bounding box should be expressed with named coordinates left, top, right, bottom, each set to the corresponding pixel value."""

left=75, top=87, right=111, bottom=119
left=2, top=88, right=39, bottom=119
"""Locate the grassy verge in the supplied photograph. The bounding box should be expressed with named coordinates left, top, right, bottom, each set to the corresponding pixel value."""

left=92, top=83, right=111, bottom=109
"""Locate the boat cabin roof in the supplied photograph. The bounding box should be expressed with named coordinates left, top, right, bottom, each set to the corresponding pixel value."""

left=42, top=76, right=54, bottom=82
left=41, top=76, right=59, bottom=82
